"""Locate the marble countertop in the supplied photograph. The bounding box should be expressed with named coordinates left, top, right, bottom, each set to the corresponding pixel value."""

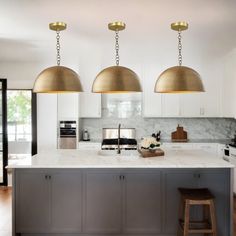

left=7, top=149, right=233, bottom=169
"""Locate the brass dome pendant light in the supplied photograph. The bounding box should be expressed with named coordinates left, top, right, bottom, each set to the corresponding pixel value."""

left=33, top=22, right=83, bottom=93
left=92, top=22, right=142, bottom=93
left=154, top=22, right=204, bottom=93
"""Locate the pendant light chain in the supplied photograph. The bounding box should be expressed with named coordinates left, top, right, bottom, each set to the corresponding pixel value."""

left=115, top=30, right=120, bottom=66
left=56, top=30, right=61, bottom=66
left=178, top=30, right=182, bottom=66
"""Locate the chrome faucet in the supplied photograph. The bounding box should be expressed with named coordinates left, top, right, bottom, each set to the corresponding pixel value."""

left=117, top=123, right=121, bottom=154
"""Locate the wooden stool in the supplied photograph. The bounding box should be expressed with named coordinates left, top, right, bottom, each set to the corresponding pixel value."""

left=177, top=188, right=217, bottom=236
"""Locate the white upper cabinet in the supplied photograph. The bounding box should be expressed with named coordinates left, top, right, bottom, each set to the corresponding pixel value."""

left=180, top=94, right=202, bottom=117
left=162, top=94, right=180, bottom=117
left=79, top=92, right=101, bottom=118
left=78, top=47, right=102, bottom=118
left=200, top=62, right=221, bottom=117
left=142, top=63, right=220, bottom=118
left=58, top=93, right=79, bottom=120
left=37, top=94, right=58, bottom=152
left=142, top=65, right=162, bottom=117
left=222, top=50, right=236, bottom=118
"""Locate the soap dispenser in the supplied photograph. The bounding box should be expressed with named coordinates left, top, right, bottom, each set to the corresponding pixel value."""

left=82, top=129, right=90, bottom=141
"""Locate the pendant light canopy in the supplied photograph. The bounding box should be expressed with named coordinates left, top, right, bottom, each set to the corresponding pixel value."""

left=154, top=22, right=204, bottom=93
left=33, top=22, right=83, bottom=93
left=92, top=22, right=142, bottom=93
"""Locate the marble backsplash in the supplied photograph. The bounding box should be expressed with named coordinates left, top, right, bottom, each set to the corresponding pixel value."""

left=80, top=117, right=236, bottom=141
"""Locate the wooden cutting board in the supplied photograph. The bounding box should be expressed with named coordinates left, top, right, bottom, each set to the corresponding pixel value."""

left=138, top=148, right=165, bottom=158
left=171, top=125, right=188, bottom=142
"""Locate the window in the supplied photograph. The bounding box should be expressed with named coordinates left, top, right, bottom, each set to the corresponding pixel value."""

left=7, top=90, right=32, bottom=142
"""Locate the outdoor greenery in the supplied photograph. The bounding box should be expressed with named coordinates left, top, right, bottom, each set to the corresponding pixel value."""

left=7, top=91, right=31, bottom=124
left=7, top=91, right=32, bottom=141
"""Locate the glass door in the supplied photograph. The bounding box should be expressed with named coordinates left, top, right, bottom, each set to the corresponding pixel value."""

left=0, top=79, right=8, bottom=185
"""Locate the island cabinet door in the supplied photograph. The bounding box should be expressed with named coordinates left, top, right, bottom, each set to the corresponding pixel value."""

left=122, top=171, right=162, bottom=233
left=15, top=170, right=51, bottom=233
left=197, top=170, right=231, bottom=236
left=83, top=171, right=122, bottom=233
left=50, top=171, right=82, bottom=233
left=162, top=170, right=197, bottom=234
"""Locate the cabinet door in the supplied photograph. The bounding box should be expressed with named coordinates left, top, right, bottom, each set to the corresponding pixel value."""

left=16, top=170, right=50, bottom=232
left=163, top=170, right=196, bottom=233
left=83, top=171, right=122, bottom=233
left=58, top=93, right=79, bottom=120
left=162, top=94, right=180, bottom=117
left=198, top=170, right=231, bottom=236
left=180, top=94, right=202, bottom=117
left=51, top=171, right=82, bottom=233
left=37, top=94, right=57, bottom=152
left=123, top=171, right=161, bottom=233
left=79, top=92, right=101, bottom=118
left=142, top=66, right=162, bottom=117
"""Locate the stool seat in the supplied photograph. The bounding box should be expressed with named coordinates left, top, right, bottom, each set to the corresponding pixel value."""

left=178, top=188, right=214, bottom=201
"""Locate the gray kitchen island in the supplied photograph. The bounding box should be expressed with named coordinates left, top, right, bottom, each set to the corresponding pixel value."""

left=8, top=149, right=234, bottom=236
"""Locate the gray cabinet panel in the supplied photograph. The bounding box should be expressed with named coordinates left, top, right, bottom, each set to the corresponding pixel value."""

left=16, top=171, right=50, bottom=232
left=163, top=171, right=196, bottom=233
left=51, top=171, right=82, bottom=232
left=83, top=171, right=122, bottom=233
left=198, top=170, right=230, bottom=236
left=123, top=172, right=161, bottom=233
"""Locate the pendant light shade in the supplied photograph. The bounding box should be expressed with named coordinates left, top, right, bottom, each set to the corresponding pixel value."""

left=92, top=66, right=142, bottom=93
left=154, top=22, right=204, bottom=93
left=92, top=22, right=142, bottom=93
left=33, top=66, right=83, bottom=93
left=33, top=22, right=83, bottom=93
left=155, top=66, right=204, bottom=93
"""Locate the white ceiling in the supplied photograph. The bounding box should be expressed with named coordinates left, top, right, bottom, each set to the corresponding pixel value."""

left=0, top=0, right=236, bottom=63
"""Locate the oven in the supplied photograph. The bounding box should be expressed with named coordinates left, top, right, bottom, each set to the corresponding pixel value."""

left=58, top=121, right=77, bottom=149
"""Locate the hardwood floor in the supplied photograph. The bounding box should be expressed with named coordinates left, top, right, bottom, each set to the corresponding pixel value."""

left=0, top=187, right=235, bottom=235
left=0, top=187, right=11, bottom=236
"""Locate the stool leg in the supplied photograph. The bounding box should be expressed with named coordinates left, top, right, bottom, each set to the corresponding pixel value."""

left=177, top=197, right=184, bottom=236
left=183, top=200, right=190, bottom=236
left=209, top=200, right=217, bottom=236
left=203, top=205, right=210, bottom=236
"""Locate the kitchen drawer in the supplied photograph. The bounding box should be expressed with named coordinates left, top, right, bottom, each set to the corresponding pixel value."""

left=78, top=142, right=101, bottom=150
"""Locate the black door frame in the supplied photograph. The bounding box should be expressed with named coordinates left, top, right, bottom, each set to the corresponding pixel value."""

left=0, top=79, right=8, bottom=186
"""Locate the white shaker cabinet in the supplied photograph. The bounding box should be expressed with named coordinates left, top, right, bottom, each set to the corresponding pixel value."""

left=57, top=93, right=79, bottom=120
left=37, top=94, right=57, bottom=152
left=162, top=94, right=180, bottom=117
left=142, top=66, right=162, bottom=117
left=222, top=50, right=236, bottom=118
left=179, top=94, right=202, bottom=117
left=78, top=50, right=102, bottom=118
left=79, top=92, right=101, bottom=118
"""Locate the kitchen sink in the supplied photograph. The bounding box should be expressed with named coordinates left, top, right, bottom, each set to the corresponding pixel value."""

left=98, top=150, right=139, bottom=157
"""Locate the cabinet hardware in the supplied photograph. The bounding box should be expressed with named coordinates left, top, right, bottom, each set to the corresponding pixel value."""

left=45, top=175, right=48, bottom=180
